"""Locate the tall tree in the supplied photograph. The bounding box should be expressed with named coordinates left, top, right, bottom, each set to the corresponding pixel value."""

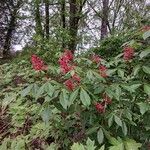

left=45, top=0, right=49, bottom=39
left=69, top=0, right=87, bottom=53
left=3, top=0, right=23, bottom=57
left=101, top=0, right=109, bottom=40
left=34, top=0, right=43, bottom=38
left=61, top=0, right=66, bottom=48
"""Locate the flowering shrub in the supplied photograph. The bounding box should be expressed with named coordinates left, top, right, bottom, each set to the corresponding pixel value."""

left=0, top=28, right=150, bottom=149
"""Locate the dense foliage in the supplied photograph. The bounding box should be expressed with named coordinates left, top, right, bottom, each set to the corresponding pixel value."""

left=0, top=28, right=150, bottom=150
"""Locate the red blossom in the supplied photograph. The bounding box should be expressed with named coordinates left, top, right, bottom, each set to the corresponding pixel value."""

left=140, top=26, right=150, bottom=32
left=99, top=65, right=108, bottom=78
left=72, top=74, right=81, bottom=83
left=92, top=54, right=101, bottom=64
left=64, top=50, right=74, bottom=61
left=95, top=102, right=105, bottom=113
left=123, top=46, right=134, bottom=61
left=64, top=79, right=75, bottom=91
left=31, top=55, right=47, bottom=71
left=59, top=50, right=74, bottom=74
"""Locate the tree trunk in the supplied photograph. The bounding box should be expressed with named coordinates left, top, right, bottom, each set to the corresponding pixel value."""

left=45, top=0, right=49, bottom=39
left=3, top=0, right=21, bottom=57
left=35, top=0, right=43, bottom=37
left=68, top=0, right=86, bottom=53
left=69, top=0, right=78, bottom=53
left=101, top=0, right=109, bottom=40
left=61, top=0, right=66, bottom=49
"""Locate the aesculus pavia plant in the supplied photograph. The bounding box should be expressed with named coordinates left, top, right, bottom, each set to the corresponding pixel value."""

left=1, top=27, right=150, bottom=150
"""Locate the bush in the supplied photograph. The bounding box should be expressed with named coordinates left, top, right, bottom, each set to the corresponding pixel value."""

left=0, top=28, right=150, bottom=149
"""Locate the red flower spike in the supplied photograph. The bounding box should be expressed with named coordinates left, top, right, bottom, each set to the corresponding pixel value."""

left=99, top=65, right=108, bottom=78
left=92, top=54, right=101, bottom=64
left=64, top=50, right=74, bottom=61
left=64, top=79, right=75, bottom=91
left=95, top=102, right=105, bottom=113
left=123, top=46, right=134, bottom=61
left=140, top=26, right=150, bottom=32
left=72, top=74, right=81, bottom=83
left=59, top=50, right=74, bottom=74
left=31, top=55, right=47, bottom=71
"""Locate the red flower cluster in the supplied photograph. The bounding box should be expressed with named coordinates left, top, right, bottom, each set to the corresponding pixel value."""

left=95, top=103, right=105, bottom=113
left=91, top=54, right=108, bottom=78
left=140, top=26, right=150, bottom=32
left=95, top=94, right=112, bottom=113
left=99, top=65, right=108, bottom=78
left=59, top=50, right=81, bottom=91
left=31, top=55, right=47, bottom=71
left=58, top=50, right=74, bottom=74
left=123, top=46, right=134, bottom=61
left=92, top=54, right=101, bottom=64
left=64, top=74, right=81, bottom=91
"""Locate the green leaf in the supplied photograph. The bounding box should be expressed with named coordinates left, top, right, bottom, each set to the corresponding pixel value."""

left=143, top=30, right=150, bottom=40
left=137, top=102, right=150, bottom=115
left=107, top=69, right=117, bottom=76
left=97, top=128, right=104, bottom=144
left=143, top=66, right=150, bottom=74
left=115, top=85, right=121, bottom=100
left=36, top=84, right=46, bottom=99
left=122, top=84, right=141, bottom=93
left=71, top=143, right=85, bottom=150
left=109, top=143, right=124, bottom=150
left=86, top=70, right=94, bottom=80
left=117, top=69, right=124, bottom=79
left=41, top=106, right=51, bottom=123
left=133, top=65, right=141, bottom=76
left=108, top=115, right=114, bottom=127
left=80, top=88, right=91, bottom=107
left=86, top=126, right=99, bottom=135
left=98, top=145, right=105, bottom=150
left=122, top=122, right=127, bottom=136
left=59, top=89, right=69, bottom=110
left=86, top=138, right=96, bottom=150
left=21, top=84, right=33, bottom=97
left=124, top=139, right=142, bottom=150
left=114, top=115, right=122, bottom=127
left=144, top=84, right=150, bottom=96
left=45, top=82, right=55, bottom=97
left=139, top=49, right=150, bottom=58
left=69, top=89, right=79, bottom=106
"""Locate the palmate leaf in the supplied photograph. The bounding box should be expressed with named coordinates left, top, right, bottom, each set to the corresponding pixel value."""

left=124, top=139, right=142, bottom=150
left=86, top=138, right=97, bottom=150
left=108, top=138, right=141, bottom=150
left=71, top=143, right=85, bottom=150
